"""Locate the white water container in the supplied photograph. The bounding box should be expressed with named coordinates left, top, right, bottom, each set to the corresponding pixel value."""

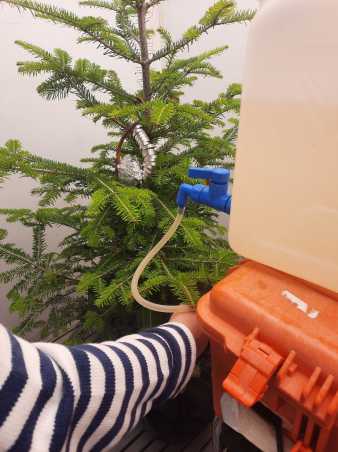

left=229, top=0, right=338, bottom=292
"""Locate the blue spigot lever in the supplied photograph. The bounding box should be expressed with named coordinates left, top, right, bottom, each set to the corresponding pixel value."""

left=176, top=167, right=232, bottom=214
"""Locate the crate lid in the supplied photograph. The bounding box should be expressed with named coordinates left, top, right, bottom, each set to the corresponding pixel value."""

left=197, top=261, right=338, bottom=381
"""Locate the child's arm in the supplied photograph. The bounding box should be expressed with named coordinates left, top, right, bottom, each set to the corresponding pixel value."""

left=0, top=317, right=205, bottom=451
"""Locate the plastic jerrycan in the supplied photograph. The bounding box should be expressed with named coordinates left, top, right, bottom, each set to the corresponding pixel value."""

left=228, top=0, right=338, bottom=293
left=195, top=1, right=338, bottom=451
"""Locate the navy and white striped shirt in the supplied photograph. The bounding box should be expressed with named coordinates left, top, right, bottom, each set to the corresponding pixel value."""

left=0, top=322, right=196, bottom=451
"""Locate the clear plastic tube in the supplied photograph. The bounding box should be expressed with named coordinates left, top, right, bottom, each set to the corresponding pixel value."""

left=131, top=208, right=194, bottom=313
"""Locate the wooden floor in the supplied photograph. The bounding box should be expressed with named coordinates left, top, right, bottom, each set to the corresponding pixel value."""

left=112, top=423, right=213, bottom=452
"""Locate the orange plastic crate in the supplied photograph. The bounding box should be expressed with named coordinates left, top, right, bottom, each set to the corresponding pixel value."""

left=197, top=261, right=338, bottom=452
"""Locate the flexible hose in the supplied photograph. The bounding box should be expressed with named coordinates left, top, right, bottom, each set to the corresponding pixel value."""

left=131, top=208, right=194, bottom=313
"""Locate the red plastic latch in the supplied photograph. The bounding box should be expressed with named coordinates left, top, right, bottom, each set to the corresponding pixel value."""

left=291, top=441, right=313, bottom=452
left=222, top=336, right=283, bottom=407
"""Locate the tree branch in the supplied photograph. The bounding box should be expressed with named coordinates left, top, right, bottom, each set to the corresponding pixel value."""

left=81, top=29, right=140, bottom=63
left=51, top=321, right=81, bottom=342
left=1, top=0, right=141, bottom=63
left=64, top=76, right=127, bottom=130
left=150, top=9, right=255, bottom=64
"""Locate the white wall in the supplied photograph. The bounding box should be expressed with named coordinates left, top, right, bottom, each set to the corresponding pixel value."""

left=0, top=0, right=257, bottom=328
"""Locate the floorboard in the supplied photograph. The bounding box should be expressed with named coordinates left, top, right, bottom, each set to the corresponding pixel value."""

left=111, top=422, right=213, bottom=452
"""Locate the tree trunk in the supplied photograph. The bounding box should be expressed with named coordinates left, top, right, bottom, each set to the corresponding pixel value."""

left=137, top=2, right=152, bottom=101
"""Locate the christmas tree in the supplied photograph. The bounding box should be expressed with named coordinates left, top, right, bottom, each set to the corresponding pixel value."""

left=0, top=0, right=254, bottom=342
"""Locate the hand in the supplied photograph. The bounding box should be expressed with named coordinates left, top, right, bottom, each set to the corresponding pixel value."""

left=170, top=311, right=208, bottom=357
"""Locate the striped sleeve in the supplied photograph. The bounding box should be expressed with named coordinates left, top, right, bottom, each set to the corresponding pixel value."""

left=0, top=322, right=196, bottom=452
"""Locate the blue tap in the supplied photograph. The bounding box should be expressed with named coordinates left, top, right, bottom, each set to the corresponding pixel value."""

left=176, top=167, right=232, bottom=214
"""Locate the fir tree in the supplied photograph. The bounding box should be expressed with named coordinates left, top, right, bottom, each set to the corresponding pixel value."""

left=0, top=0, right=254, bottom=342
